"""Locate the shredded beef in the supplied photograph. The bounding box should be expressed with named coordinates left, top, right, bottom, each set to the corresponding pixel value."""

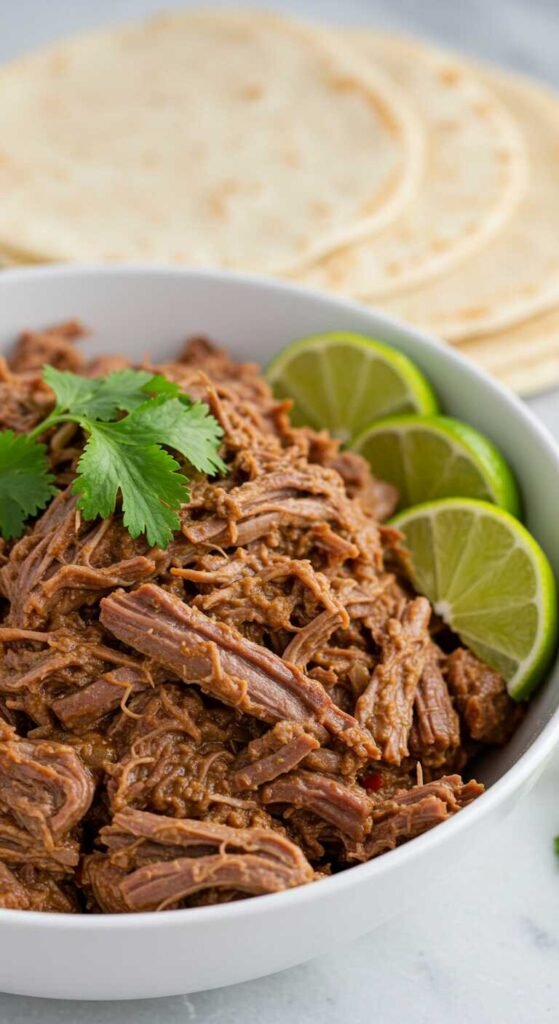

left=100, top=584, right=378, bottom=759
left=0, top=721, right=93, bottom=872
left=410, top=646, right=461, bottom=767
left=317, top=448, right=399, bottom=522
left=9, top=321, right=87, bottom=374
left=356, top=598, right=431, bottom=764
left=0, top=861, right=79, bottom=912
left=283, top=609, right=346, bottom=668
left=361, top=775, right=484, bottom=859
left=50, top=665, right=152, bottom=732
left=231, top=722, right=320, bottom=790
left=1, top=490, right=163, bottom=630
left=365, top=795, right=450, bottom=858
left=0, top=359, right=53, bottom=434
left=446, top=649, right=524, bottom=745
left=84, top=808, right=314, bottom=912
left=0, top=622, right=148, bottom=726
left=261, top=769, right=372, bottom=841
left=105, top=682, right=260, bottom=820
left=0, top=325, right=524, bottom=915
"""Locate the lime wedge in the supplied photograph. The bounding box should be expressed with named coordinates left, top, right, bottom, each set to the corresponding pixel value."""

left=354, top=415, right=521, bottom=516
left=391, top=498, right=557, bottom=699
left=266, top=331, right=438, bottom=444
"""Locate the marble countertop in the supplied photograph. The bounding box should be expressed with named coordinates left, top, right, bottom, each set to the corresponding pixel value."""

left=1, top=0, right=559, bottom=1021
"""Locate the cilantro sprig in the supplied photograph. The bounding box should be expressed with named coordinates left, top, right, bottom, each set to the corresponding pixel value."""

left=0, top=366, right=226, bottom=547
left=0, top=432, right=56, bottom=540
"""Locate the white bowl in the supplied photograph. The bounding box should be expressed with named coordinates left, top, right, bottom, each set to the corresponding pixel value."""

left=0, top=265, right=558, bottom=1001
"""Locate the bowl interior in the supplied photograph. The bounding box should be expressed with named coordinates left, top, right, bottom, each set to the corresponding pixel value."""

left=1, top=264, right=558, bottom=791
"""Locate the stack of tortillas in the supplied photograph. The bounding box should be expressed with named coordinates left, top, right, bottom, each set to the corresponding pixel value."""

left=0, top=9, right=558, bottom=395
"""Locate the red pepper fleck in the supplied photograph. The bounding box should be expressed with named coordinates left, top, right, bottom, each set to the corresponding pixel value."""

left=362, top=773, right=383, bottom=792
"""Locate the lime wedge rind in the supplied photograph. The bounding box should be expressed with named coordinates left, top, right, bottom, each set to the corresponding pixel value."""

left=354, top=414, right=521, bottom=516
left=390, top=498, right=557, bottom=699
left=266, top=331, right=439, bottom=442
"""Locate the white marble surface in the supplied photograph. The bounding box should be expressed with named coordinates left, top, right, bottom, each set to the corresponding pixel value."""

left=1, top=0, right=559, bottom=1020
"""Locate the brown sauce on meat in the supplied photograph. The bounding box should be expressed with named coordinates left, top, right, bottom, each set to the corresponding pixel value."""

left=0, top=324, right=520, bottom=913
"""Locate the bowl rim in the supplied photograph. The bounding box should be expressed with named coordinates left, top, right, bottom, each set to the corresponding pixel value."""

left=0, top=261, right=558, bottom=933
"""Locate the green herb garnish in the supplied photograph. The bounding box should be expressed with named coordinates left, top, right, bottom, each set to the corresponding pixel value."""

left=0, top=431, right=56, bottom=540
left=0, top=367, right=226, bottom=547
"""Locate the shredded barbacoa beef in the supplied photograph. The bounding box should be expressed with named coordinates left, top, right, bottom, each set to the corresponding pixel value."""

left=84, top=808, right=315, bottom=913
left=356, top=597, right=431, bottom=765
left=446, top=648, right=524, bottom=745
left=0, top=322, right=525, bottom=914
left=99, top=583, right=379, bottom=759
left=0, top=720, right=93, bottom=894
left=361, top=775, right=485, bottom=859
left=0, top=861, right=79, bottom=912
left=409, top=645, right=461, bottom=768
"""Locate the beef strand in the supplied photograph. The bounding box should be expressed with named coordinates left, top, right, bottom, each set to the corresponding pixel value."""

left=85, top=808, right=314, bottom=912
left=362, top=775, right=484, bottom=859
left=356, top=598, right=431, bottom=764
left=446, top=649, right=523, bottom=745
left=0, top=722, right=93, bottom=871
left=262, top=769, right=372, bottom=842
left=410, top=646, right=461, bottom=767
left=231, top=723, right=320, bottom=790
left=100, top=584, right=379, bottom=759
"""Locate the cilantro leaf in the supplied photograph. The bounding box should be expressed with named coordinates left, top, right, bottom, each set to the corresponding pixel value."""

left=0, top=432, right=56, bottom=539
left=72, top=396, right=225, bottom=547
left=2, top=364, right=226, bottom=546
left=156, top=399, right=226, bottom=474
left=83, top=369, right=160, bottom=419
left=42, top=365, right=98, bottom=414
left=145, top=375, right=183, bottom=400
left=73, top=419, right=189, bottom=548
left=43, top=366, right=170, bottom=420
left=116, top=397, right=226, bottom=475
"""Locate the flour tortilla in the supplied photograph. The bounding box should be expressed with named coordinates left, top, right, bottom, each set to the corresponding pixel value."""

left=0, top=252, right=21, bottom=269
left=458, top=305, right=559, bottom=395
left=297, top=32, right=526, bottom=298
left=0, top=244, right=47, bottom=268
left=382, top=66, right=559, bottom=340
left=0, top=10, right=423, bottom=272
